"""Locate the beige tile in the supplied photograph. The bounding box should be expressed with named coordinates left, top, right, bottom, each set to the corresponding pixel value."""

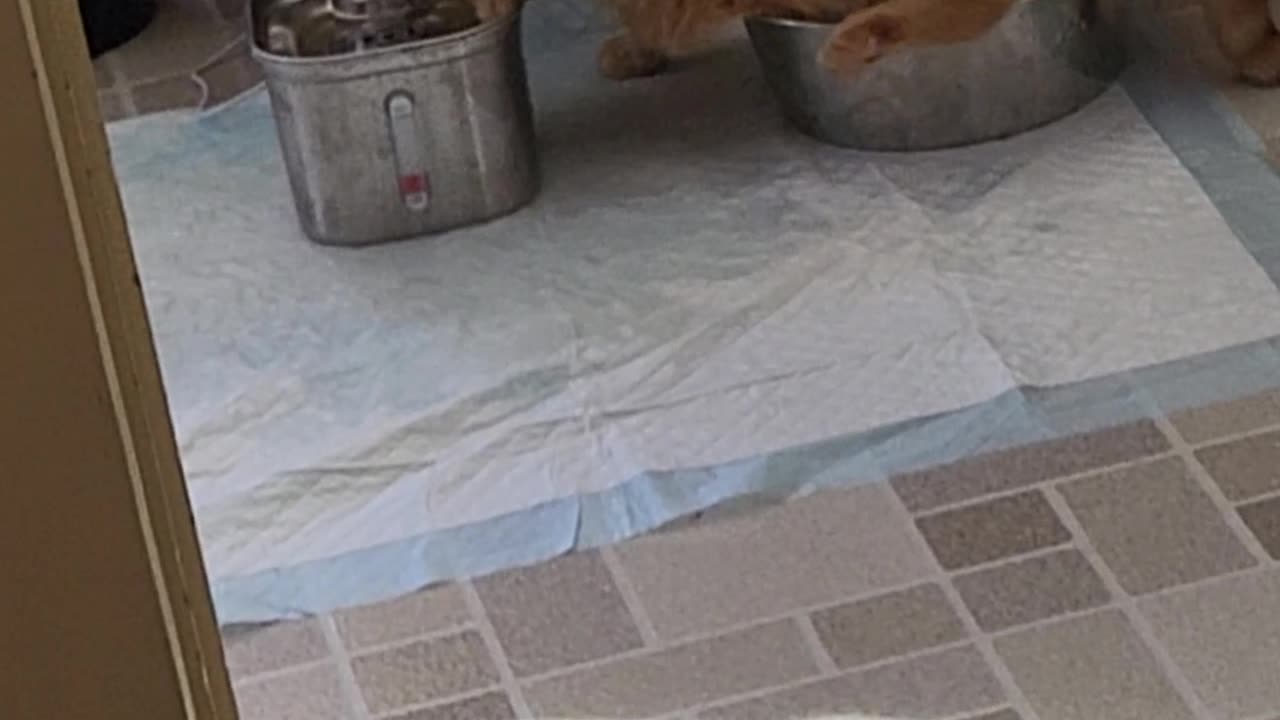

left=474, top=551, right=643, bottom=677
left=97, top=91, right=130, bottom=123
left=524, top=620, right=816, bottom=719
left=995, top=610, right=1195, bottom=720
left=915, top=491, right=1070, bottom=570
left=1196, top=429, right=1280, bottom=500
left=1239, top=496, right=1280, bottom=559
left=953, top=549, right=1111, bottom=632
left=1141, top=569, right=1280, bottom=719
left=891, top=421, right=1168, bottom=512
left=1169, top=390, right=1280, bottom=444
left=387, top=692, right=515, bottom=720
left=109, top=0, right=241, bottom=85
left=130, top=75, right=203, bottom=115
left=614, top=484, right=934, bottom=640
left=350, top=631, right=498, bottom=715
left=1060, top=458, right=1256, bottom=595
left=700, top=646, right=1003, bottom=720
left=811, top=583, right=967, bottom=669
left=195, top=39, right=261, bottom=108
left=233, top=664, right=349, bottom=720
left=93, top=58, right=115, bottom=89
left=335, top=584, right=470, bottom=652
left=221, top=619, right=329, bottom=679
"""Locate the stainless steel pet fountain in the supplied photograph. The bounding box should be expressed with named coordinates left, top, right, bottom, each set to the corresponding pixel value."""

left=745, top=0, right=1129, bottom=150
left=253, top=0, right=538, bottom=245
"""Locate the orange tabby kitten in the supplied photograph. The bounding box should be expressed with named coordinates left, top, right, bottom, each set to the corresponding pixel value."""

left=820, top=0, right=1280, bottom=85
left=477, top=0, right=1280, bottom=85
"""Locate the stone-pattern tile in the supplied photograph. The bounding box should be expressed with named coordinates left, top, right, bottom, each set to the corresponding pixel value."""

left=915, top=491, right=1070, bottom=570
left=93, top=0, right=255, bottom=118
left=1141, top=570, right=1280, bottom=720
left=1170, top=390, right=1280, bottom=444
left=1239, top=496, right=1280, bottom=559
left=523, top=621, right=816, bottom=719
left=1060, top=458, right=1256, bottom=594
left=108, top=0, right=241, bottom=84
left=614, top=484, right=934, bottom=639
left=234, top=664, right=349, bottom=720
left=995, top=610, right=1196, bottom=720
left=96, top=91, right=129, bottom=123
left=1196, top=430, right=1280, bottom=501
left=953, top=549, right=1111, bottom=632
left=334, top=583, right=470, bottom=652
left=474, top=551, right=643, bottom=677
left=195, top=38, right=262, bottom=107
left=130, top=75, right=204, bottom=115
left=891, top=421, right=1168, bottom=512
left=222, top=619, right=329, bottom=679
left=350, top=631, right=498, bottom=715
left=386, top=692, right=516, bottom=720
left=700, top=646, right=1003, bottom=720
left=810, top=583, right=967, bottom=669
left=218, top=411, right=1280, bottom=720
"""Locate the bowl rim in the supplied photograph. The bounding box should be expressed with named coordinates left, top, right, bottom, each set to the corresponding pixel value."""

left=743, top=14, right=838, bottom=29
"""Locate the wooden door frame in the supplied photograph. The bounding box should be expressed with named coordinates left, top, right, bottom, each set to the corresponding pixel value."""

left=3, top=1, right=236, bottom=718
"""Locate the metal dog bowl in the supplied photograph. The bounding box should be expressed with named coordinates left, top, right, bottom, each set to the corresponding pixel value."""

left=744, top=0, right=1128, bottom=150
left=253, top=0, right=538, bottom=245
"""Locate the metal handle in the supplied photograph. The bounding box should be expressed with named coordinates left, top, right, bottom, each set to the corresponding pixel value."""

left=386, top=91, right=431, bottom=212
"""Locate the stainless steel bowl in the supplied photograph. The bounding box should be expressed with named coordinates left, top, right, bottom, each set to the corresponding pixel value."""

left=744, top=0, right=1128, bottom=150
left=253, top=0, right=538, bottom=245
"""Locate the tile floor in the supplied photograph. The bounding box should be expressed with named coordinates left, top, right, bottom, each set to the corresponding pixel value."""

left=92, top=0, right=258, bottom=121
left=222, top=390, right=1280, bottom=720
left=93, top=1, right=1280, bottom=717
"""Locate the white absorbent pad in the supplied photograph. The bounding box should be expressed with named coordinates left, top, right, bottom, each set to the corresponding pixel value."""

left=107, top=37, right=1280, bottom=621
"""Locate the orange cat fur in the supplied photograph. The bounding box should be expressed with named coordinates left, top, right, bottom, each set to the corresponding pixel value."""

left=476, top=0, right=1280, bottom=85
left=820, top=0, right=1280, bottom=85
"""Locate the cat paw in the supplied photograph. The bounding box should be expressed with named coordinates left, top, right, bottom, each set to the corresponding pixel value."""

left=819, top=13, right=905, bottom=75
left=597, top=35, right=669, bottom=80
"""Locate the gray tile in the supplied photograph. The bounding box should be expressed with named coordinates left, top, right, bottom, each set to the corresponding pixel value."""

left=474, top=551, right=643, bottom=677
left=335, top=584, right=470, bottom=651
left=1060, top=458, right=1256, bottom=595
left=700, top=646, right=1004, bottom=720
left=954, top=549, right=1111, bottom=632
left=614, top=484, right=934, bottom=640
left=1196, top=429, right=1280, bottom=500
left=811, top=583, right=968, bottom=669
left=915, top=491, right=1070, bottom=570
left=995, top=610, right=1195, bottom=720
left=1239, top=496, right=1280, bottom=559
left=524, top=620, right=816, bottom=719
left=233, top=664, right=349, bottom=720
left=222, top=619, right=329, bottom=679
left=1170, top=390, right=1280, bottom=444
left=1141, top=569, right=1280, bottom=719
left=387, top=692, right=515, bottom=720
left=892, top=421, right=1168, bottom=512
left=350, top=631, right=498, bottom=715
left=129, top=75, right=204, bottom=115
left=97, top=91, right=129, bottom=123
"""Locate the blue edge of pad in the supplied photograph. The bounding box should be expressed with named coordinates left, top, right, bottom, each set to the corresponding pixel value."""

left=207, top=32, right=1280, bottom=623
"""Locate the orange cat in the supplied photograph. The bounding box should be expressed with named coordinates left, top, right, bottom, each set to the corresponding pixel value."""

left=477, top=0, right=1280, bottom=85
left=820, top=0, right=1280, bottom=85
